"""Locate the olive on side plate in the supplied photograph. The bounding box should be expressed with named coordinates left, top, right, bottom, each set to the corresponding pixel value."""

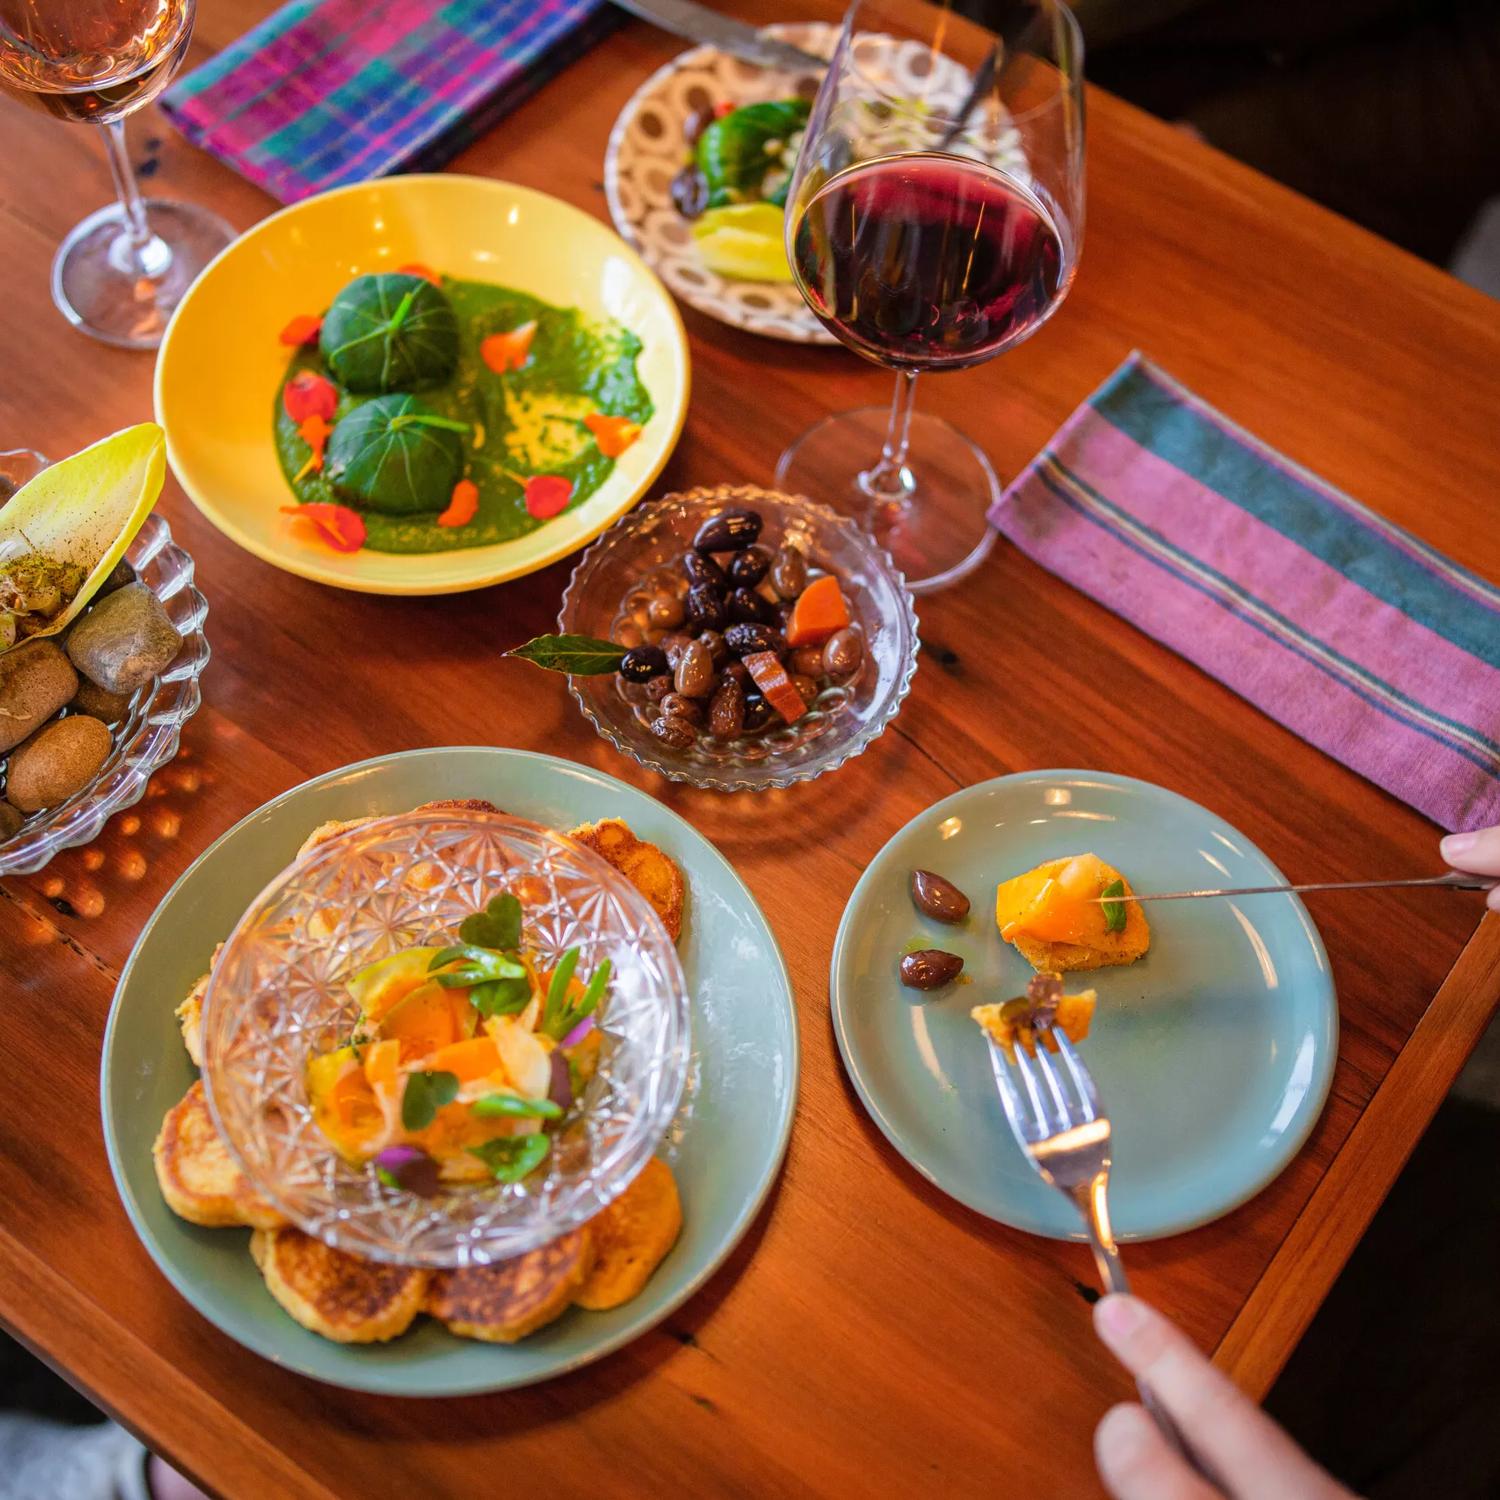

left=900, top=949, right=964, bottom=990
left=910, top=869, right=971, bottom=924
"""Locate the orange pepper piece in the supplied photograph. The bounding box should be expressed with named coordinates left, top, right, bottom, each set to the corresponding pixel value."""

left=480, top=321, right=536, bottom=374
left=427, top=1036, right=501, bottom=1084
left=396, top=262, right=442, bottom=286
left=743, top=650, right=806, bottom=724
left=584, top=411, right=643, bottom=458
left=785, top=574, right=851, bottom=648
left=279, top=313, right=322, bottom=346
left=438, top=478, right=479, bottom=528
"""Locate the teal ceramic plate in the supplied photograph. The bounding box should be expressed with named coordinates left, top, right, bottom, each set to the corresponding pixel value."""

left=830, top=771, right=1335, bottom=1241
left=102, top=748, right=796, bottom=1394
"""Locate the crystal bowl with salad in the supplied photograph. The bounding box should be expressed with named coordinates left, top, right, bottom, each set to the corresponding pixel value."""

left=200, top=810, right=691, bottom=1267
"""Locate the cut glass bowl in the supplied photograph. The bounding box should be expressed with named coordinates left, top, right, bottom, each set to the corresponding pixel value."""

left=558, top=484, right=919, bottom=791
left=201, top=810, right=691, bottom=1267
left=0, top=511, right=210, bottom=876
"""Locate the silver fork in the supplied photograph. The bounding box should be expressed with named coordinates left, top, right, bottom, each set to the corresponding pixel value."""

left=987, top=1026, right=1219, bottom=1486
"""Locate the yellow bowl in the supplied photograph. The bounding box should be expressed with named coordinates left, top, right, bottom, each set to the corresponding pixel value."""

left=154, top=175, right=690, bottom=595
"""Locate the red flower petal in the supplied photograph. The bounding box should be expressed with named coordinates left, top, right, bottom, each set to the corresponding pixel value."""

left=283, top=370, right=339, bottom=424
left=281, top=503, right=366, bottom=553
left=523, top=474, right=573, bottom=519
left=279, top=313, right=323, bottom=346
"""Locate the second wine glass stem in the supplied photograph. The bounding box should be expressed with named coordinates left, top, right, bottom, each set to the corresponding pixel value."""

left=99, top=118, right=172, bottom=280
left=859, top=369, right=919, bottom=507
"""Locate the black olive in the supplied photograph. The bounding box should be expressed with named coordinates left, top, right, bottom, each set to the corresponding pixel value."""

left=723, top=622, right=786, bottom=657
left=685, top=584, right=727, bottom=632
left=727, top=545, right=772, bottom=587
left=899, top=950, right=964, bottom=990
left=682, top=550, right=727, bottom=592
left=910, top=870, right=971, bottom=923
left=741, top=689, right=774, bottom=731
left=693, top=508, right=762, bottom=553
left=670, top=165, right=709, bottom=219
left=619, top=645, right=670, bottom=682
left=727, top=587, right=776, bottom=625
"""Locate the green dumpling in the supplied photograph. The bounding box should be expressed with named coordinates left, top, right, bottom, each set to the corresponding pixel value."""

left=319, top=273, right=459, bottom=393
left=325, top=394, right=466, bottom=515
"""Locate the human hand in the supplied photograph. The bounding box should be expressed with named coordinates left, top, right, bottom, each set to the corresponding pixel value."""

left=1440, top=827, right=1500, bottom=912
left=1092, top=1295, right=1357, bottom=1500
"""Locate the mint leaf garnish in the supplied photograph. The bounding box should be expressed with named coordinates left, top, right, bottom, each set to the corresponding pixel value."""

left=401, top=1069, right=459, bottom=1132
left=468, top=1133, right=550, bottom=1183
left=1100, top=879, right=1127, bottom=934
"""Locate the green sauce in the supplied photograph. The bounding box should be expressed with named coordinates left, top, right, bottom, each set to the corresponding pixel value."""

left=273, top=278, right=654, bottom=554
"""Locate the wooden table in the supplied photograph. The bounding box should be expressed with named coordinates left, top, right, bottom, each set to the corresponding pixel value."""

left=2, top=3, right=1498, bottom=1495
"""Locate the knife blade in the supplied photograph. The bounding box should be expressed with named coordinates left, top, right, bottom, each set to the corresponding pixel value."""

left=611, top=0, right=828, bottom=71
left=1094, top=870, right=1497, bottom=903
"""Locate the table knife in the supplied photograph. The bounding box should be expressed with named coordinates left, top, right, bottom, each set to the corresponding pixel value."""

left=610, top=0, right=828, bottom=71
left=1095, top=871, right=1497, bottom=903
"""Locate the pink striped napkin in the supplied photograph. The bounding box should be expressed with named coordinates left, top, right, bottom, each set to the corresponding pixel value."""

left=988, top=353, right=1500, bottom=831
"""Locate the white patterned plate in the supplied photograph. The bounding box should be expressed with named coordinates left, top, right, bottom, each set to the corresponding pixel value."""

left=604, top=22, right=838, bottom=344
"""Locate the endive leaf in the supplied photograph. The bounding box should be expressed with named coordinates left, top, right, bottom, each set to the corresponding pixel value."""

left=0, top=423, right=166, bottom=649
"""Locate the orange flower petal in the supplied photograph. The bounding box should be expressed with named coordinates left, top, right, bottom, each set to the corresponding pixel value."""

left=438, top=478, right=480, bottom=528
left=280, top=503, right=366, bottom=553
left=396, top=263, right=442, bottom=286
left=480, top=321, right=537, bottom=374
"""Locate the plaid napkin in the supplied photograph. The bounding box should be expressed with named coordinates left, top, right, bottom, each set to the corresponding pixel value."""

left=989, top=353, right=1500, bottom=831
left=161, top=0, right=617, bottom=203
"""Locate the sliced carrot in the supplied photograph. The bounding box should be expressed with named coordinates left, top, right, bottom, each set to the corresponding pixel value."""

left=784, top=574, right=850, bottom=647
left=743, top=650, right=806, bottom=724
left=480, top=321, right=536, bottom=374
left=396, top=262, right=442, bottom=286
left=427, top=1036, right=501, bottom=1083
left=437, top=478, right=479, bottom=528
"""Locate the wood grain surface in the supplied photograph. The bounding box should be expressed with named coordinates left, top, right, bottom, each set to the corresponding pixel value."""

left=2, top=2, right=1498, bottom=1496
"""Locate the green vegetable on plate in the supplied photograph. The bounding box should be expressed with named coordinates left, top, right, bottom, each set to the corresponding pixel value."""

left=319, top=273, right=460, bottom=393
left=325, top=394, right=466, bottom=515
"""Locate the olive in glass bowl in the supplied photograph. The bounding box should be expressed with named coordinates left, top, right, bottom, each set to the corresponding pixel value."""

left=557, top=484, right=919, bottom=792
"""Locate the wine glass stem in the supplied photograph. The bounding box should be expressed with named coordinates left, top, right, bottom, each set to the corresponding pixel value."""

left=98, top=118, right=172, bottom=280
left=859, top=369, right=919, bottom=510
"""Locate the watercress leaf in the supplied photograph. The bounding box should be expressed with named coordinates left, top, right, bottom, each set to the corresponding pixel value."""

left=468, top=1133, right=551, bottom=1183
left=1100, top=879, right=1127, bottom=934
left=504, top=634, right=627, bottom=676
left=469, top=975, right=532, bottom=1018
left=471, top=1093, right=562, bottom=1120
left=400, top=1069, right=460, bottom=1132
left=457, top=892, right=523, bottom=951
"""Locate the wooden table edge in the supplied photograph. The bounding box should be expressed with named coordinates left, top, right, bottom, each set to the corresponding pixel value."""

left=0, top=1233, right=335, bottom=1500
left=1213, top=912, right=1500, bottom=1397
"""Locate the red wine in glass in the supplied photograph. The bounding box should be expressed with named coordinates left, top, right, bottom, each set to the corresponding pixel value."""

left=791, top=151, right=1068, bottom=371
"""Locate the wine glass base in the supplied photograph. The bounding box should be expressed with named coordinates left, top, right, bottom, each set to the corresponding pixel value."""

left=775, top=406, right=1000, bottom=593
left=51, top=199, right=237, bottom=350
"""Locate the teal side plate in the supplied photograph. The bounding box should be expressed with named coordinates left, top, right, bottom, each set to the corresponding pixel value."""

left=830, top=771, right=1336, bottom=1240
left=102, top=747, right=797, bottom=1395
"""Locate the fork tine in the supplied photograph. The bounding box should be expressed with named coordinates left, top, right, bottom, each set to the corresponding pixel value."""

left=1028, top=1035, right=1077, bottom=1125
left=1013, top=1043, right=1066, bottom=1134
left=1050, top=1031, right=1100, bottom=1122
left=986, top=1037, right=1042, bottom=1142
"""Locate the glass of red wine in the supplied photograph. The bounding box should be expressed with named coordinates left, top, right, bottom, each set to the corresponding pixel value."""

left=778, top=0, right=1084, bottom=591
left=0, top=0, right=234, bottom=348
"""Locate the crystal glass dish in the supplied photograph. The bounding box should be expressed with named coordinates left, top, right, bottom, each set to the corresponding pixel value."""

left=0, top=511, right=210, bottom=877
left=558, top=484, right=920, bottom=791
left=201, top=810, right=691, bottom=1268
